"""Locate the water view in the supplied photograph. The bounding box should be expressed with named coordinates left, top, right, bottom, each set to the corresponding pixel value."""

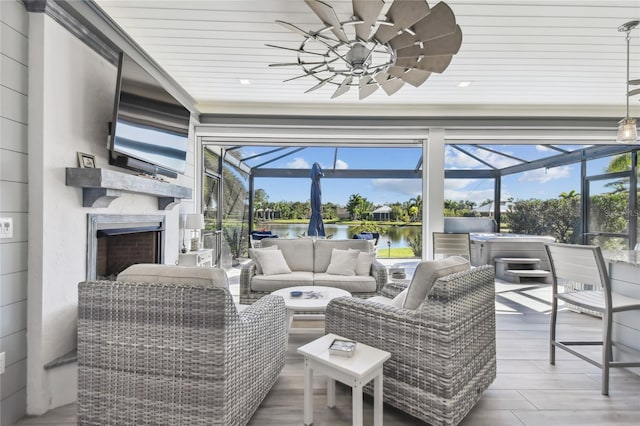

left=263, top=223, right=421, bottom=249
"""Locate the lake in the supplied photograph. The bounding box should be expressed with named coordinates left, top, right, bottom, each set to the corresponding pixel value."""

left=263, top=223, right=421, bottom=249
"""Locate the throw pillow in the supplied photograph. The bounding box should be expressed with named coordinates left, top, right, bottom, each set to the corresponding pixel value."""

left=325, top=248, right=359, bottom=276
left=249, top=245, right=277, bottom=275
left=354, top=251, right=375, bottom=276
left=252, top=249, right=291, bottom=276
left=403, top=256, right=470, bottom=310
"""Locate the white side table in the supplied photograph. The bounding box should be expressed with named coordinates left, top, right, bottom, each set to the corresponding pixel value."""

left=177, top=249, right=213, bottom=267
left=297, top=333, right=391, bottom=426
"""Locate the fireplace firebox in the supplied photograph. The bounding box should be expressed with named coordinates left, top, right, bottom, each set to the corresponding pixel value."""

left=87, top=214, right=166, bottom=280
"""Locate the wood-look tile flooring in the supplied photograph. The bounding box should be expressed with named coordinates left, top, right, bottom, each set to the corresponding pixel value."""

left=13, top=281, right=640, bottom=425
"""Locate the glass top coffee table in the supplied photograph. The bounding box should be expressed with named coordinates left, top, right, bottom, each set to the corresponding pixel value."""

left=271, top=286, right=351, bottom=334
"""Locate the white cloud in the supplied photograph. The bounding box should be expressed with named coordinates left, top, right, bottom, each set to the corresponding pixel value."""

left=536, top=145, right=553, bottom=152
left=445, top=146, right=519, bottom=169
left=335, top=159, right=349, bottom=169
left=518, top=165, right=572, bottom=183
left=286, top=157, right=310, bottom=169
left=371, top=179, right=421, bottom=198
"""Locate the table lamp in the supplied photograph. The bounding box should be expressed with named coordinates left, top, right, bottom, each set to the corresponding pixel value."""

left=185, top=213, right=205, bottom=251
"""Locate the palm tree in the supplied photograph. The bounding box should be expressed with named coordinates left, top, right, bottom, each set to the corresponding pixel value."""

left=559, top=190, right=579, bottom=200
left=408, top=195, right=423, bottom=221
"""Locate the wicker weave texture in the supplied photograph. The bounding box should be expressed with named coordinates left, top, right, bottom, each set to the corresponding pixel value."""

left=325, top=265, right=496, bottom=426
left=239, top=259, right=388, bottom=304
left=78, top=280, right=286, bottom=425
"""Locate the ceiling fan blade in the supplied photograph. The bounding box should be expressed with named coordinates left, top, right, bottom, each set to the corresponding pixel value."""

left=629, top=79, right=640, bottom=86
left=374, top=0, right=431, bottom=44
left=265, top=44, right=328, bottom=57
left=396, top=25, right=462, bottom=58
left=387, top=66, right=431, bottom=87
left=388, top=2, right=457, bottom=50
left=276, top=20, right=314, bottom=39
left=305, top=0, right=349, bottom=43
left=374, top=72, right=405, bottom=95
left=269, top=61, right=327, bottom=67
left=628, top=88, right=640, bottom=97
left=305, top=76, right=335, bottom=93
left=395, top=54, right=453, bottom=73
left=331, top=76, right=353, bottom=98
left=353, top=0, right=385, bottom=41
left=359, top=75, right=379, bottom=100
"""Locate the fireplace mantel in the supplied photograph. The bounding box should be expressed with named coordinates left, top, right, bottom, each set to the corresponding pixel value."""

left=66, top=168, right=192, bottom=210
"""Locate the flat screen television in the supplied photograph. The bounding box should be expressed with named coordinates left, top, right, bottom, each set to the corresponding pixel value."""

left=109, top=52, right=190, bottom=178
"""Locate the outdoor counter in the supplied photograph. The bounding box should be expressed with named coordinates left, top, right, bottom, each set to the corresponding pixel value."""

left=603, top=250, right=640, bottom=376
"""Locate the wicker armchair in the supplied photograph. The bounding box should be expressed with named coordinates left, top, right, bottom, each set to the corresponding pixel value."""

left=77, top=265, right=287, bottom=426
left=325, top=264, right=496, bottom=426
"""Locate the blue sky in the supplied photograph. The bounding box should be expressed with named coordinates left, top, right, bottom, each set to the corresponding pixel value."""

left=242, top=145, right=613, bottom=206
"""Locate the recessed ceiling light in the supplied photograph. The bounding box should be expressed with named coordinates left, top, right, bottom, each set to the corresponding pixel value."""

left=457, top=81, right=472, bottom=87
left=240, top=79, right=251, bottom=85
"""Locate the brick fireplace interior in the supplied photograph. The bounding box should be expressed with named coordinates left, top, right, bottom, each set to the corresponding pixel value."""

left=88, top=214, right=166, bottom=281
left=96, top=229, right=161, bottom=280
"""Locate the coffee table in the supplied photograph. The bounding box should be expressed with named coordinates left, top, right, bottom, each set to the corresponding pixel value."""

left=297, top=333, right=391, bottom=426
left=271, top=286, right=351, bottom=334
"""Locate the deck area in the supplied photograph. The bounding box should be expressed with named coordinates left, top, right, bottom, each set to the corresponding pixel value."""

left=13, top=273, right=640, bottom=426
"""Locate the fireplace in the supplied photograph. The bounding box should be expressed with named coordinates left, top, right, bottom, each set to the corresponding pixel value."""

left=87, top=214, right=166, bottom=280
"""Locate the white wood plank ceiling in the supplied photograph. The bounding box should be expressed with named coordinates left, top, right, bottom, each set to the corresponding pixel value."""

left=94, top=0, right=640, bottom=117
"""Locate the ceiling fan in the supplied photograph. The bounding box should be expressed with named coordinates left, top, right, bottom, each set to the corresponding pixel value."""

left=267, top=0, right=463, bottom=100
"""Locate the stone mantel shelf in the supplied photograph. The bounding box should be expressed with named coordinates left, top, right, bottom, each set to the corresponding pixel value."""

left=66, top=168, right=192, bottom=210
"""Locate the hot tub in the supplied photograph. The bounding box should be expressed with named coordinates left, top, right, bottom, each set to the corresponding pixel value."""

left=469, top=233, right=556, bottom=267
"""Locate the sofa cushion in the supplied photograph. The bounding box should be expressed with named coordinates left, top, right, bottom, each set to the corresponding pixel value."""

left=354, top=251, right=376, bottom=276
left=403, top=256, right=470, bottom=309
left=249, top=245, right=277, bottom=275
left=313, top=273, right=377, bottom=293
left=360, top=290, right=405, bottom=307
left=326, top=248, right=359, bottom=276
left=262, top=238, right=314, bottom=272
left=251, top=271, right=314, bottom=292
left=367, top=295, right=394, bottom=305
left=117, top=264, right=229, bottom=289
left=314, top=239, right=371, bottom=273
left=252, top=249, right=292, bottom=276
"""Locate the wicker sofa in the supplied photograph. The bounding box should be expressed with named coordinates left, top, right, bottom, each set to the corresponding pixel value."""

left=240, top=238, right=388, bottom=304
left=77, top=264, right=286, bottom=426
left=325, top=262, right=496, bottom=426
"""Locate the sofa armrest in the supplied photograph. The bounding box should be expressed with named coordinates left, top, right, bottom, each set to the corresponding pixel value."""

left=239, top=261, right=258, bottom=302
left=371, top=259, right=388, bottom=294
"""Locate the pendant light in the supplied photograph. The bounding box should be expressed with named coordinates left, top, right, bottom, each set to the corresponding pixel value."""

left=617, top=20, right=639, bottom=144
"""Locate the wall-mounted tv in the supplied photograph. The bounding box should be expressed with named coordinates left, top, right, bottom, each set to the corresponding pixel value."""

left=109, top=52, right=190, bottom=178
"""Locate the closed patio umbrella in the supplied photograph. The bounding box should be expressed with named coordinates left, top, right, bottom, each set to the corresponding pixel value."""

left=307, top=162, right=326, bottom=237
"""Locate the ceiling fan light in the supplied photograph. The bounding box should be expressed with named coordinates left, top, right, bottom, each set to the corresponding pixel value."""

left=617, top=117, right=638, bottom=143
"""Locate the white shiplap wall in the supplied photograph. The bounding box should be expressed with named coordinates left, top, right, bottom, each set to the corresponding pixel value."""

left=0, top=1, right=29, bottom=425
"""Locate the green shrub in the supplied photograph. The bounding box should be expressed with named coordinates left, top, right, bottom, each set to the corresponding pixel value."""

left=407, top=232, right=422, bottom=258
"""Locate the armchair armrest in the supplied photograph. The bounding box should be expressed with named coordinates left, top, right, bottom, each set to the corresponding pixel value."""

left=237, top=294, right=286, bottom=331
left=371, top=259, right=388, bottom=294
left=380, top=280, right=409, bottom=298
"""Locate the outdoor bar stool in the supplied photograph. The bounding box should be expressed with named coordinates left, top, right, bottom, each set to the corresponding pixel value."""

left=545, top=243, right=640, bottom=395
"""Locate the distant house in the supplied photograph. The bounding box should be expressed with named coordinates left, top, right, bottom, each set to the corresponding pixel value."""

left=372, top=205, right=392, bottom=221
